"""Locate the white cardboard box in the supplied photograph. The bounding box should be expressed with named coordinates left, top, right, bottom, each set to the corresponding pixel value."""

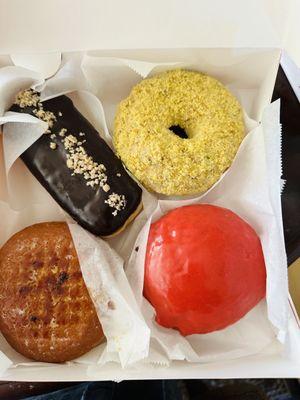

left=0, top=0, right=300, bottom=381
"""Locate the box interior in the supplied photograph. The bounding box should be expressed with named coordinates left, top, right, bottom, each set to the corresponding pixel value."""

left=1, top=47, right=300, bottom=380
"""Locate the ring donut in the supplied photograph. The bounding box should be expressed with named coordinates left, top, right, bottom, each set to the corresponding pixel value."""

left=114, top=69, right=244, bottom=196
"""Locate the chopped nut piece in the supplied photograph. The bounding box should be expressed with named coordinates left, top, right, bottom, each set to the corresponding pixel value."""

left=62, top=134, right=111, bottom=192
left=58, top=111, right=63, bottom=116
left=50, top=142, right=57, bottom=150
left=33, top=108, right=56, bottom=128
left=59, top=128, right=67, bottom=137
left=104, top=192, right=126, bottom=216
left=14, top=89, right=39, bottom=108
left=116, top=173, right=121, bottom=177
left=15, top=89, right=57, bottom=130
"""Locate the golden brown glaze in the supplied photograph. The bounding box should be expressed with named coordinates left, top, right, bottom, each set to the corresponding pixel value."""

left=0, top=222, right=104, bottom=363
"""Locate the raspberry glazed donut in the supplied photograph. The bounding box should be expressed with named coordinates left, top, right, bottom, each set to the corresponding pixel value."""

left=144, top=205, right=266, bottom=335
left=114, top=69, right=245, bottom=196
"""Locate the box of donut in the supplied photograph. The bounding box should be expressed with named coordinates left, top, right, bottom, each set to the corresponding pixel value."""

left=0, top=0, right=299, bottom=381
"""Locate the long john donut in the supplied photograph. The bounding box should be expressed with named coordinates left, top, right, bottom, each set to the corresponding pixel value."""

left=10, top=90, right=142, bottom=237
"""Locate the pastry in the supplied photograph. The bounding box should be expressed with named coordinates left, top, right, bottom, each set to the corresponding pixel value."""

left=10, top=90, right=142, bottom=237
left=114, top=69, right=244, bottom=196
left=0, top=222, right=104, bottom=362
left=144, top=205, right=266, bottom=335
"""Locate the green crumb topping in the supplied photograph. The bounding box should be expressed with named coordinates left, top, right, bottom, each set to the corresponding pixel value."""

left=113, top=69, right=245, bottom=196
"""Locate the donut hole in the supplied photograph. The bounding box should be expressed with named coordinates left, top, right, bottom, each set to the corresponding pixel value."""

left=169, top=125, right=188, bottom=139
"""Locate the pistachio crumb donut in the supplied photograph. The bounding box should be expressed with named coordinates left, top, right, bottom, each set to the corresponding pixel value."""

left=114, top=69, right=244, bottom=196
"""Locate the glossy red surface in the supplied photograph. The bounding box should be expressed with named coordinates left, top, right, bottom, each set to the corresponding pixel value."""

left=144, top=205, right=266, bottom=335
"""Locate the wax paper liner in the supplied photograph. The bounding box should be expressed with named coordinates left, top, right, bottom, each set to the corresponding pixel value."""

left=125, top=101, right=288, bottom=363
left=80, top=55, right=289, bottom=363
left=0, top=55, right=151, bottom=373
left=0, top=53, right=290, bottom=374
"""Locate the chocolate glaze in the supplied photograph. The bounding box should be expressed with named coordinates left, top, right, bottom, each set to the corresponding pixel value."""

left=10, top=95, right=142, bottom=236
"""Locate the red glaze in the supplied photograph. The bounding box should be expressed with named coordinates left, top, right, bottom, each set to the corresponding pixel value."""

left=144, top=205, right=266, bottom=335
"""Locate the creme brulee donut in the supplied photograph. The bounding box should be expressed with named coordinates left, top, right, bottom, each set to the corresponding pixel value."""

left=114, top=69, right=245, bottom=196
left=144, top=205, right=266, bottom=335
left=0, top=222, right=104, bottom=362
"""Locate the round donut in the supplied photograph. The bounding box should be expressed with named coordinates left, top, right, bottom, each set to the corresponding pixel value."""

left=144, top=205, right=266, bottom=335
left=0, top=222, right=104, bottom=363
left=114, top=69, right=244, bottom=196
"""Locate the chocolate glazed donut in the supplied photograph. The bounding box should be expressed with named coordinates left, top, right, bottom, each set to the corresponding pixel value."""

left=10, top=90, right=142, bottom=237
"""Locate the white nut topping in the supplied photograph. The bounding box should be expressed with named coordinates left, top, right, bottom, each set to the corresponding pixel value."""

left=104, top=192, right=126, bottom=216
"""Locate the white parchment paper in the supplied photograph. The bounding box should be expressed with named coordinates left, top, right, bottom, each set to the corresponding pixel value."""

left=0, top=50, right=290, bottom=375
left=0, top=55, right=151, bottom=371
left=125, top=101, right=286, bottom=363
left=81, top=54, right=288, bottom=363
